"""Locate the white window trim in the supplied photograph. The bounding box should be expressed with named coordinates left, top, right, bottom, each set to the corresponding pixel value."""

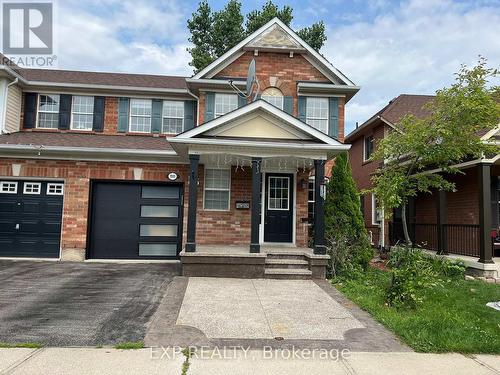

left=203, top=167, right=231, bottom=211
left=37, top=93, right=60, bottom=129
left=129, top=99, right=152, bottom=133
left=214, top=93, right=238, bottom=118
left=267, top=176, right=290, bottom=211
left=372, top=194, right=381, bottom=225
left=23, top=182, right=41, bottom=195
left=0, top=181, right=18, bottom=194
left=363, top=134, right=374, bottom=162
left=162, top=100, right=185, bottom=134
left=47, top=183, right=64, bottom=196
left=71, top=95, right=94, bottom=131
left=305, top=97, right=329, bottom=133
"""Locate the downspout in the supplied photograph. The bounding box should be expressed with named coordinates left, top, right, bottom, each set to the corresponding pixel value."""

left=1, top=77, right=18, bottom=134
left=380, top=206, right=386, bottom=250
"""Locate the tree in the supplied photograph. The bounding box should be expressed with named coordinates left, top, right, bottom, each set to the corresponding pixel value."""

left=370, top=58, right=500, bottom=245
left=325, top=152, right=373, bottom=276
left=187, top=1, right=328, bottom=72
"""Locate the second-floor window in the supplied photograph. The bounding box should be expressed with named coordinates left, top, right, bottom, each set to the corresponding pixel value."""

left=162, top=101, right=184, bottom=134
left=305, top=97, right=328, bottom=133
left=37, top=94, right=60, bottom=129
left=364, top=135, right=374, bottom=161
left=214, top=93, right=238, bottom=118
left=261, top=87, right=283, bottom=110
left=130, top=99, right=152, bottom=133
left=71, top=96, right=94, bottom=131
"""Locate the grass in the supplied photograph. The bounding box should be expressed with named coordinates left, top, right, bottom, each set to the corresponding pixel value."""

left=333, top=268, right=500, bottom=353
left=0, top=342, right=43, bottom=348
left=114, top=341, right=145, bottom=350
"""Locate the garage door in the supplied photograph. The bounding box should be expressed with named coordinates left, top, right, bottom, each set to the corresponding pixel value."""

left=0, top=180, right=64, bottom=258
left=88, top=182, right=183, bottom=259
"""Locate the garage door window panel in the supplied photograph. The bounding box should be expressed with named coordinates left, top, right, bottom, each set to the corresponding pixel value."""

left=142, top=185, right=180, bottom=199
left=141, top=205, right=178, bottom=218
left=47, top=183, right=64, bottom=195
left=23, top=182, right=41, bottom=195
left=0, top=182, right=17, bottom=194
left=140, top=224, right=177, bottom=237
left=139, top=243, right=177, bottom=256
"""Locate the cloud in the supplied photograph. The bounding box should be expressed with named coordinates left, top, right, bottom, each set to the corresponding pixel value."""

left=322, top=0, right=500, bottom=134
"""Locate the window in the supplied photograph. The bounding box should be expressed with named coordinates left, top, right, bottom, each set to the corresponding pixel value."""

left=214, top=93, right=238, bottom=118
left=139, top=243, right=177, bottom=257
left=261, top=87, right=284, bottom=110
left=141, top=186, right=179, bottom=199
left=204, top=169, right=230, bottom=210
left=162, top=101, right=184, bottom=134
left=268, top=176, right=290, bottom=210
left=140, top=224, right=177, bottom=237
left=360, top=194, right=365, bottom=219
left=47, top=183, right=64, bottom=195
left=372, top=194, right=382, bottom=225
left=140, top=206, right=178, bottom=218
left=308, top=177, right=315, bottom=223
left=71, top=96, right=94, bottom=130
left=130, top=99, right=152, bottom=133
left=0, top=181, right=17, bottom=194
left=305, top=97, right=329, bottom=133
left=23, top=182, right=41, bottom=195
left=364, top=135, right=374, bottom=161
left=37, top=94, right=60, bottom=128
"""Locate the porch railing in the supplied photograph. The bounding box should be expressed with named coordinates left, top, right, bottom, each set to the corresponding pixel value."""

left=389, top=222, right=481, bottom=257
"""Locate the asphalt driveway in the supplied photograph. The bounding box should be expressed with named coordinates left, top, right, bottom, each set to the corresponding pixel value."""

left=0, top=260, right=180, bottom=346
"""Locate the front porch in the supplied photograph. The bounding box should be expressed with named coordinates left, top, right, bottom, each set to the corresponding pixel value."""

left=180, top=245, right=330, bottom=279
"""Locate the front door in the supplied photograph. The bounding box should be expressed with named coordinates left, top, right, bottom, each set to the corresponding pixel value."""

left=264, top=174, right=293, bottom=243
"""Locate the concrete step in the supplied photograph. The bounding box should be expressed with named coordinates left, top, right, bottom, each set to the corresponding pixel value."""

left=264, top=268, right=312, bottom=280
left=265, top=253, right=306, bottom=261
left=265, top=258, right=309, bottom=269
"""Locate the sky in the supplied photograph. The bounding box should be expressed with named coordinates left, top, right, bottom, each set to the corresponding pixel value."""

left=52, top=0, right=500, bottom=134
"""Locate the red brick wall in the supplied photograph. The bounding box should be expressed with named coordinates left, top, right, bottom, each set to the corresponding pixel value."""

left=103, top=97, right=118, bottom=134
left=348, top=121, right=387, bottom=245
left=198, top=51, right=346, bottom=141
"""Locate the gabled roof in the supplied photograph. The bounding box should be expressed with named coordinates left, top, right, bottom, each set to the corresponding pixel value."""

left=345, top=94, right=435, bottom=142
left=191, top=18, right=356, bottom=87
left=170, top=99, right=346, bottom=150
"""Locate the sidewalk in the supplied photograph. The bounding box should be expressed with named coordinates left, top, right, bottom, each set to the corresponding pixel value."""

left=1, top=348, right=499, bottom=375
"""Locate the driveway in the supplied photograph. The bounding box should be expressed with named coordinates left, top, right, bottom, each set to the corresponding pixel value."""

left=0, top=260, right=180, bottom=346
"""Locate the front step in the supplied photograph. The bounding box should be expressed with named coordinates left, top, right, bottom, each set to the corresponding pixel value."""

left=265, top=252, right=306, bottom=261
left=264, top=268, right=312, bottom=279
left=265, top=258, right=309, bottom=269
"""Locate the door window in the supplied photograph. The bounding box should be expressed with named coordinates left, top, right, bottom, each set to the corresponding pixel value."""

left=268, top=176, right=290, bottom=210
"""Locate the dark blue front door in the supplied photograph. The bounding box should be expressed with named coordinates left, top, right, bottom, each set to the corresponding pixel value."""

left=264, top=174, right=293, bottom=243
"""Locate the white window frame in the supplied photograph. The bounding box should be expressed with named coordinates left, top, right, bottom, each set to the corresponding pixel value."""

left=372, top=194, right=382, bottom=225
left=305, top=97, right=329, bottom=134
left=37, top=93, right=60, bottom=129
left=23, top=182, right=41, bottom=195
left=162, top=100, right=184, bottom=134
left=129, top=99, right=152, bottom=133
left=0, top=181, right=18, bottom=194
left=267, top=176, right=290, bottom=211
left=203, top=168, right=231, bottom=211
left=364, top=134, right=374, bottom=162
left=261, top=87, right=284, bottom=110
left=214, top=93, right=238, bottom=118
left=71, top=95, right=94, bottom=131
left=47, top=183, right=64, bottom=196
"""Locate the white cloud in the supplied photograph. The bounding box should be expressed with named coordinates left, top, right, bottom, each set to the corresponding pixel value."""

left=322, top=0, right=500, bottom=134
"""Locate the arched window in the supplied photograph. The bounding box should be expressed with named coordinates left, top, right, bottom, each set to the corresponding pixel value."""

left=261, top=87, right=284, bottom=110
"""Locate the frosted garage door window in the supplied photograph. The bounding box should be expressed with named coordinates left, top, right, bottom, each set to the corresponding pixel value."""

left=141, top=186, right=179, bottom=199
left=140, top=225, right=177, bottom=237
left=141, top=205, right=178, bottom=218
left=139, top=243, right=177, bottom=256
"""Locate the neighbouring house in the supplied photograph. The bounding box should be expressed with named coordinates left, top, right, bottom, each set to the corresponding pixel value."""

left=0, top=18, right=359, bottom=279
left=346, top=94, right=499, bottom=276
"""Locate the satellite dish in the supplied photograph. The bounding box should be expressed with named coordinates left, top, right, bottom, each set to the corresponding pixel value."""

left=229, top=58, right=260, bottom=102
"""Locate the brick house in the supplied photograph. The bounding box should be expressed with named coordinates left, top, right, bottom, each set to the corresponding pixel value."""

left=0, top=19, right=359, bottom=279
left=346, top=94, right=499, bottom=275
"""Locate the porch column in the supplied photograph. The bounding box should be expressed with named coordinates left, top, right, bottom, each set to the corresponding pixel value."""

left=314, top=159, right=326, bottom=255
left=436, top=190, right=448, bottom=255
left=478, top=163, right=494, bottom=263
left=250, top=157, right=262, bottom=253
left=186, top=154, right=199, bottom=252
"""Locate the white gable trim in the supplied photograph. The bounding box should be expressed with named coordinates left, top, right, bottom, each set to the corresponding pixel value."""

left=172, top=99, right=343, bottom=146
left=192, top=18, right=356, bottom=86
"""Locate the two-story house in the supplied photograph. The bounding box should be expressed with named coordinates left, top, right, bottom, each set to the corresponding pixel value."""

left=0, top=19, right=359, bottom=279
left=347, top=94, right=499, bottom=276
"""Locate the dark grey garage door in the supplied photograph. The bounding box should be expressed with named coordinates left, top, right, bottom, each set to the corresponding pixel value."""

left=88, top=181, right=183, bottom=260
left=0, top=180, right=64, bottom=258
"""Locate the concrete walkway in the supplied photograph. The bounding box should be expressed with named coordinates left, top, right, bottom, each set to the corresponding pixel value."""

left=1, top=348, right=499, bottom=375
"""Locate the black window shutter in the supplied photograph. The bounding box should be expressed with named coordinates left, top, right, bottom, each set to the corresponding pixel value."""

left=58, top=94, right=72, bottom=130
left=151, top=99, right=163, bottom=133
left=283, top=96, right=293, bottom=114
left=23, top=93, right=37, bottom=129
left=92, top=96, right=105, bottom=132
left=184, top=100, right=195, bottom=131
left=204, top=92, right=215, bottom=122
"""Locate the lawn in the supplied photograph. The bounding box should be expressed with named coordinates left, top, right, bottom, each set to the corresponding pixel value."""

left=333, top=268, right=500, bottom=353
